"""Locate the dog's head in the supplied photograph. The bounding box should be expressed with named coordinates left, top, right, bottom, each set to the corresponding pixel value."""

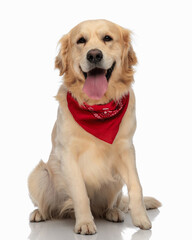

left=55, top=19, right=137, bottom=104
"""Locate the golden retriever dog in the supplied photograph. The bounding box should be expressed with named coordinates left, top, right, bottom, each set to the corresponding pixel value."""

left=28, top=19, right=161, bottom=235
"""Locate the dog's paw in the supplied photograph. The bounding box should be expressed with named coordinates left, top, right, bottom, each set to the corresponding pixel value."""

left=143, top=196, right=162, bottom=210
left=131, top=210, right=152, bottom=230
left=105, top=208, right=124, bottom=222
left=29, top=209, right=45, bottom=222
left=75, top=221, right=97, bottom=235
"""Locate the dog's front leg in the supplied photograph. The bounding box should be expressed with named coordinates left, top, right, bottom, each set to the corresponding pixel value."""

left=119, top=143, right=152, bottom=230
left=61, top=149, right=97, bottom=235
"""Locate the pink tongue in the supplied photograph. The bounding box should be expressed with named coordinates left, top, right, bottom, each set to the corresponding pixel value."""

left=83, top=73, right=108, bottom=100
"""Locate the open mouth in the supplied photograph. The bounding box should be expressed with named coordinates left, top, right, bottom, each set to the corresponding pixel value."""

left=81, top=62, right=116, bottom=100
left=82, top=62, right=116, bottom=81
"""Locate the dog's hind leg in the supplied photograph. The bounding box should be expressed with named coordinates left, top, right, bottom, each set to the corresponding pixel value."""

left=29, top=209, right=45, bottom=222
left=28, top=160, right=56, bottom=221
left=102, top=182, right=125, bottom=222
left=118, top=195, right=161, bottom=212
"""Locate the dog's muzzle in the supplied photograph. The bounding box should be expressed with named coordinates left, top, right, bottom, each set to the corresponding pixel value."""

left=86, top=49, right=103, bottom=64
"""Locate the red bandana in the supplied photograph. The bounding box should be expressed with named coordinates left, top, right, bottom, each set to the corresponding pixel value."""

left=67, top=92, right=129, bottom=144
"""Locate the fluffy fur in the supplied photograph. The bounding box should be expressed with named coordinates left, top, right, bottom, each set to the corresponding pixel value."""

left=28, top=19, right=161, bottom=235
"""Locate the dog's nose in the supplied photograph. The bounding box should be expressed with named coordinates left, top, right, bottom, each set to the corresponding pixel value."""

left=87, top=49, right=103, bottom=63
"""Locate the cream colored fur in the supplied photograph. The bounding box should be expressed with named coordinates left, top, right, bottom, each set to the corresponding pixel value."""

left=28, top=19, right=161, bottom=235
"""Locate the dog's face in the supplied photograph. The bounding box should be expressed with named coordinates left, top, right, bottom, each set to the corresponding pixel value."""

left=56, top=20, right=137, bottom=104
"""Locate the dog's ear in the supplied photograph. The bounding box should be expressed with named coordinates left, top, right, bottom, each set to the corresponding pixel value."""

left=121, top=28, right=137, bottom=71
left=128, top=44, right=137, bottom=66
left=55, top=34, right=69, bottom=76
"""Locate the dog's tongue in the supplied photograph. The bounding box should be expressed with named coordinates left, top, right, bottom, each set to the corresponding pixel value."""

left=83, top=71, right=108, bottom=100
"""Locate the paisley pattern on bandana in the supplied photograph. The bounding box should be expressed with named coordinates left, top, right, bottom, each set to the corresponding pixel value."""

left=83, top=98, right=126, bottom=120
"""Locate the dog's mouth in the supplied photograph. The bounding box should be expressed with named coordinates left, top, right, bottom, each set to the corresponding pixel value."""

left=81, top=62, right=116, bottom=100
left=82, top=62, right=116, bottom=81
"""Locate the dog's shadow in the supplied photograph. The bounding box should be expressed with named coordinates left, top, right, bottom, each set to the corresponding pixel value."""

left=28, top=209, right=160, bottom=240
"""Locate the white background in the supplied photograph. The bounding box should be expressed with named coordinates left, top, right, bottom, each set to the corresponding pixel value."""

left=0, top=0, right=192, bottom=239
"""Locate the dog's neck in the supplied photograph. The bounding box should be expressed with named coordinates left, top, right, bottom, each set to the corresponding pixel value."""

left=66, top=92, right=130, bottom=144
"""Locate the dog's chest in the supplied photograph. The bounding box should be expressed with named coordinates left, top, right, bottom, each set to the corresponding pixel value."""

left=78, top=143, right=118, bottom=189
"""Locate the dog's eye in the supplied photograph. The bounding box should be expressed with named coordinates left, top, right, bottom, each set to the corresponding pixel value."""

left=103, top=35, right=113, bottom=42
left=77, top=37, right=86, bottom=44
